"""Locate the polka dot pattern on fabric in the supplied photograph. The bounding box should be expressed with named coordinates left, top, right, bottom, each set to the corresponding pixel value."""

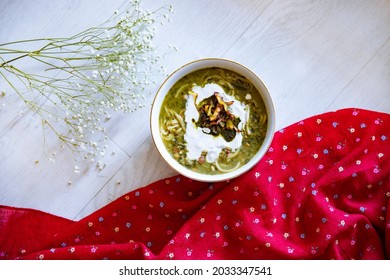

left=0, top=108, right=389, bottom=259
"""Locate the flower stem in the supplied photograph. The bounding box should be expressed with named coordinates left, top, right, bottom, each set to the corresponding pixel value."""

left=0, top=53, right=29, bottom=67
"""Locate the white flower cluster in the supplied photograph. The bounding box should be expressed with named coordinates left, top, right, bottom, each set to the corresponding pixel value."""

left=0, top=1, right=175, bottom=168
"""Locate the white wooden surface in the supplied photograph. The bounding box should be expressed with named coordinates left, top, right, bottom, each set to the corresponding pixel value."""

left=0, top=0, right=389, bottom=220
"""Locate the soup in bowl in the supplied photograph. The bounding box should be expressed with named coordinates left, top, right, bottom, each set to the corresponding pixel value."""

left=150, top=58, right=275, bottom=182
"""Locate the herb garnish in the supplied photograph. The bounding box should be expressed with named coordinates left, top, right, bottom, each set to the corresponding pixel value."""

left=193, top=92, right=240, bottom=142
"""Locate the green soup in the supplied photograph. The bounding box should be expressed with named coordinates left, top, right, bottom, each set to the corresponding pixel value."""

left=159, top=67, right=267, bottom=175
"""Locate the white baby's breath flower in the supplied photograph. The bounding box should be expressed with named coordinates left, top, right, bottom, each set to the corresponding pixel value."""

left=96, top=161, right=106, bottom=171
left=0, top=0, right=174, bottom=163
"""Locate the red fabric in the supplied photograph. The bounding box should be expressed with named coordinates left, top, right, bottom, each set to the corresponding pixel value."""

left=1, top=108, right=389, bottom=260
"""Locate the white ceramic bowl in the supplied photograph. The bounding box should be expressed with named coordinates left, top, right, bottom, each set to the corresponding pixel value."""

left=150, top=58, right=275, bottom=182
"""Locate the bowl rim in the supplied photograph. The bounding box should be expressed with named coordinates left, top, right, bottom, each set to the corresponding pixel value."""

left=150, top=57, right=275, bottom=182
